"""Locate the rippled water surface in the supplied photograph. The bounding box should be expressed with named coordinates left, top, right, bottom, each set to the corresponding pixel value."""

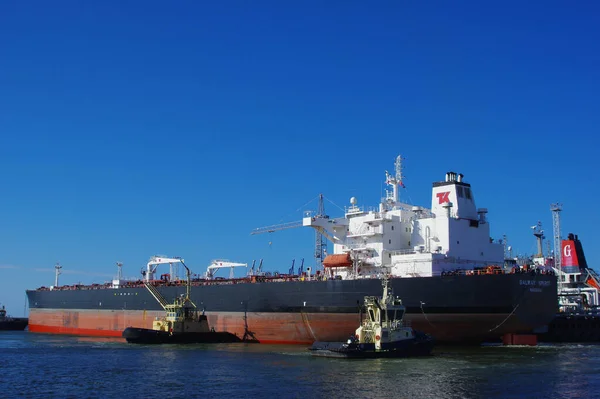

left=1, top=331, right=599, bottom=399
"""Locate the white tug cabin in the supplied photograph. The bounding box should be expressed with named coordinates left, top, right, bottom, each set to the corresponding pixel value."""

left=354, top=277, right=415, bottom=351
left=305, top=156, right=504, bottom=279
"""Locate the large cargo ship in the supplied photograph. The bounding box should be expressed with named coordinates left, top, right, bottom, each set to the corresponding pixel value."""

left=26, top=156, right=557, bottom=344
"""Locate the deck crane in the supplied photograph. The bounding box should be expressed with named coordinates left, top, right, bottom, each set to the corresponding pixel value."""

left=205, top=260, right=248, bottom=279
left=251, top=194, right=329, bottom=270
left=143, top=256, right=185, bottom=283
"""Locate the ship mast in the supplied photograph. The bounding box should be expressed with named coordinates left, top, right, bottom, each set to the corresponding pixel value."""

left=116, top=262, right=123, bottom=280
left=532, top=221, right=544, bottom=258
left=180, top=261, right=193, bottom=303
left=384, top=155, right=404, bottom=209
left=54, top=263, right=62, bottom=287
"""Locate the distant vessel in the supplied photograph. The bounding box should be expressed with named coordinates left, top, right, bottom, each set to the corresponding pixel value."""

left=545, top=232, right=600, bottom=342
left=522, top=222, right=600, bottom=343
left=309, top=275, right=434, bottom=358
left=26, top=156, right=557, bottom=344
left=0, top=305, right=28, bottom=331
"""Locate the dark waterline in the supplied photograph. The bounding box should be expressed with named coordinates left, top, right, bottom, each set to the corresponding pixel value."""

left=1, top=331, right=599, bottom=399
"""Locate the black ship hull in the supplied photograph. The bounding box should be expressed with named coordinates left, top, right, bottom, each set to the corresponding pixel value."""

left=27, top=273, right=557, bottom=344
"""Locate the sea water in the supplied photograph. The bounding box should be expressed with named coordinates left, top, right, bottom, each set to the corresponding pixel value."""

left=1, top=331, right=599, bottom=399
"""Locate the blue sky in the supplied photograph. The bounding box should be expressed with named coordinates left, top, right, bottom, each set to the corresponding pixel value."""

left=1, top=1, right=598, bottom=316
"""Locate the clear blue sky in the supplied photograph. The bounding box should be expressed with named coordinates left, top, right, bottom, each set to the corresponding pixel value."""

left=1, top=1, right=598, bottom=316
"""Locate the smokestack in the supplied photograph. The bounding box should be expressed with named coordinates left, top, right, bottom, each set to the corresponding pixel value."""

left=458, top=173, right=464, bottom=183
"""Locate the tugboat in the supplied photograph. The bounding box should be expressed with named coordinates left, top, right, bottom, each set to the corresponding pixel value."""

left=309, top=274, right=434, bottom=358
left=122, top=262, right=243, bottom=344
left=0, top=305, right=28, bottom=331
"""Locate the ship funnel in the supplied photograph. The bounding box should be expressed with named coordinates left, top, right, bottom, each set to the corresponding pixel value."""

left=458, top=173, right=464, bottom=183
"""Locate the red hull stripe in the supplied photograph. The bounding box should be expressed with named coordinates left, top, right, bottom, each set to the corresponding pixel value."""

left=27, top=324, right=312, bottom=345
left=29, top=324, right=124, bottom=337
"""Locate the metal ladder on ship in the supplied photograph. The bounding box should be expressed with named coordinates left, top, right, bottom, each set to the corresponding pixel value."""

left=144, top=282, right=169, bottom=310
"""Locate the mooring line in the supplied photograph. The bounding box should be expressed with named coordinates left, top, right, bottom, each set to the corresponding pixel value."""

left=420, top=301, right=437, bottom=329
left=489, top=304, right=520, bottom=332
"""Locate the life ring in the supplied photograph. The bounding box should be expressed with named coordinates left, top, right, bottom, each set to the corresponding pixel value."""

left=375, top=335, right=380, bottom=341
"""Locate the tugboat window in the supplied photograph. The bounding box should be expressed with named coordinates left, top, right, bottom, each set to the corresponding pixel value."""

left=368, top=309, right=375, bottom=322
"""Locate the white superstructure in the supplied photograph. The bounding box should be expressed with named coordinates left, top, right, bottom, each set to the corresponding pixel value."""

left=304, top=156, right=504, bottom=279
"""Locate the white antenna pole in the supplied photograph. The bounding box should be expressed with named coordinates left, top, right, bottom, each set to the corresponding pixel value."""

left=385, top=155, right=405, bottom=208
left=54, top=263, right=62, bottom=287
left=395, top=154, right=404, bottom=196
